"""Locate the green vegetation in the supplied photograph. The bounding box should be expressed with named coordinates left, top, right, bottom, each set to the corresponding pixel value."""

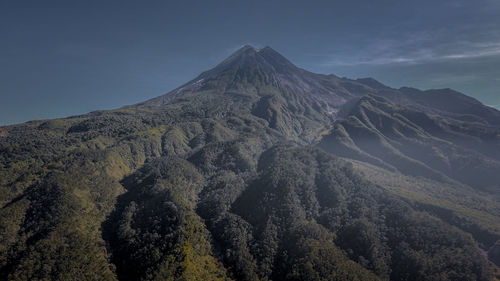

left=1, top=46, right=499, bottom=280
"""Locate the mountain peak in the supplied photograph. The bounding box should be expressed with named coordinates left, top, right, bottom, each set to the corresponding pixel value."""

left=200, top=45, right=300, bottom=80
left=230, top=44, right=259, bottom=56
left=232, top=45, right=275, bottom=54
left=140, top=45, right=347, bottom=107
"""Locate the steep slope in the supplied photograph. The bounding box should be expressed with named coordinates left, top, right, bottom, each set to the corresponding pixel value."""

left=318, top=94, right=500, bottom=192
left=140, top=46, right=352, bottom=109
left=139, top=46, right=363, bottom=141
left=0, top=45, right=499, bottom=280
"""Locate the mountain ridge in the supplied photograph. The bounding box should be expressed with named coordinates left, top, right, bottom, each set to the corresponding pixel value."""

left=138, top=45, right=500, bottom=129
left=1, top=45, right=499, bottom=280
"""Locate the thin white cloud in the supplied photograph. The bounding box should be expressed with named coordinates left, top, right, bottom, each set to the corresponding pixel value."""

left=321, top=30, right=500, bottom=66
left=325, top=44, right=500, bottom=66
left=441, top=46, right=500, bottom=60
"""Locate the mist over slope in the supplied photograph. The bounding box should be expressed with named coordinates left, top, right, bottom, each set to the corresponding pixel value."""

left=1, top=46, right=499, bottom=280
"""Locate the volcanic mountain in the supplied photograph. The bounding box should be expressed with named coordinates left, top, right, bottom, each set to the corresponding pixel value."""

left=1, top=45, right=499, bottom=280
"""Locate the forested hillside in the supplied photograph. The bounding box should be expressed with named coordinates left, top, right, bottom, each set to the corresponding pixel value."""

left=1, top=46, right=499, bottom=280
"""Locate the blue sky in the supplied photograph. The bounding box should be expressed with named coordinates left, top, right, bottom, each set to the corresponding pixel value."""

left=1, top=0, right=500, bottom=125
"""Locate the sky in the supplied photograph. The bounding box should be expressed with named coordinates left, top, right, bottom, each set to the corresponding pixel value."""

left=1, top=0, right=500, bottom=125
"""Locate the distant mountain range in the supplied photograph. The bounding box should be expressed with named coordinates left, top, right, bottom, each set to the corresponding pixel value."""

left=1, top=45, right=499, bottom=280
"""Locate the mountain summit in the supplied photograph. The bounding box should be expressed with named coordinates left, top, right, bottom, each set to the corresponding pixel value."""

left=1, top=46, right=500, bottom=280
left=141, top=45, right=354, bottom=108
left=142, top=45, right=500, bottom=127
left=204, top=45, right=299, bottom=77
